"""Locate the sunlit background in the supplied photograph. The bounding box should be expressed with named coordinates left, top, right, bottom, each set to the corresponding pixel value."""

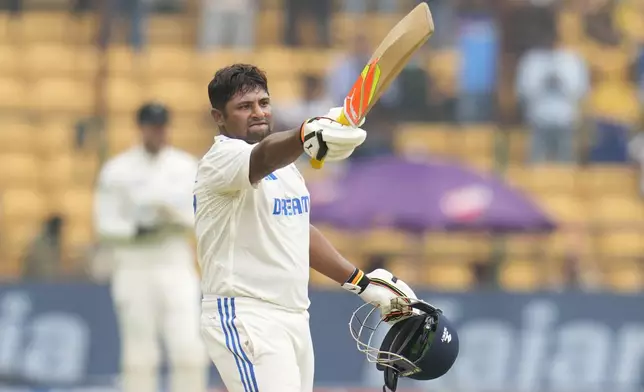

left=0, top=0, right=643, bottom=391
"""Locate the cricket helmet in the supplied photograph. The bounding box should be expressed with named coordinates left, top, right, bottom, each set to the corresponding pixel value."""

left=349, top=298, right=459, bottom=392
left=136, top=102, right=170, bottom=126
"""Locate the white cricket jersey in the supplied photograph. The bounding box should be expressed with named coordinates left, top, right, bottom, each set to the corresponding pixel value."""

left=194, top=135, right=311, bottom=311
left=94, top=146, right=199, bottom=270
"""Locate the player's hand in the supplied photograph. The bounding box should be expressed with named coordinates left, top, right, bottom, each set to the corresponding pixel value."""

left=342, top=268, right=418, bottom=323
left=324, top=106, right=366, bottom=127
left=300, top=117, right=367, bottom=162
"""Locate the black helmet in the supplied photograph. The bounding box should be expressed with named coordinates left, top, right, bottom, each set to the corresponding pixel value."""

left=350, top=299, right=459, bottom=392
left=136, top=102, right=170, bottom=126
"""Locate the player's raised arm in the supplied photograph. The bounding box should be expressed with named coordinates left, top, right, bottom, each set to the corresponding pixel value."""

left=309, top=224, right=419, bottom=323
left=206, top=64, right=368, bottom=188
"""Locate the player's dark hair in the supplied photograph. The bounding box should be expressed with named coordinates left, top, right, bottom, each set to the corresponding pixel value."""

left=207, top=64, right=269, bottom=111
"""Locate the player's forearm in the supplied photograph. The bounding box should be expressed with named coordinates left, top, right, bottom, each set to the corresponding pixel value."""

left=249, top=128, right=303, bottom=184
left=309, top=224, right=356, bottom=284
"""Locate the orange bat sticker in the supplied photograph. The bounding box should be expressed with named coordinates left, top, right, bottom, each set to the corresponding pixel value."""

left=344, top=58, right=381, bottom=126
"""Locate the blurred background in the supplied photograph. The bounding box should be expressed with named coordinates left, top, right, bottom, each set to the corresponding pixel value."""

left=1, top=0, right=644, bottom=391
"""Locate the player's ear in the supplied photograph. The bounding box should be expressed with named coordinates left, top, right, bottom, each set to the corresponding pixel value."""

left=210, top=108, right=225, bottom=127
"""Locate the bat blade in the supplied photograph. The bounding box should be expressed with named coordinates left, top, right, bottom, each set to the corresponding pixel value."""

left=311, top=2, right=434, bottom=169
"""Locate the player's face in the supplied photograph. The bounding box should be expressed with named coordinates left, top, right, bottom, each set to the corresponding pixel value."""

left=140, top=124, right=168, bottom=155
left=212, top=88, right=273, bottom=144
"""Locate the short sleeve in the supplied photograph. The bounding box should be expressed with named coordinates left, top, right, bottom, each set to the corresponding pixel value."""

left=199, top=137, right=258, bottom=193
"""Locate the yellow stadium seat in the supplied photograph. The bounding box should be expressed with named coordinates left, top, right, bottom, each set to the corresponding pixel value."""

left=504, top=234, right=545, bottom=258
left=558, top=11, right=584, bottom=45
left=1, top=188, right=47, bottom=221
left=589, top=195, right=644, bottom=226
left=195, top=50, right=256, bottom=83
left=615, top=1, right=644, bottom=42
left=507, top=128, right=529, bottom=164
left=605, top=263, right=643, bottom=293
left=269, top=78, right=301, bottom=102
left=578, top=165, right=639, bottom=196
left=0, top=117, right=35, bottom=153
left=146, top=79, right=205, bottom=114
left=254, top=47, right=303, bottom=77
left=394, top=123, right=454, bottom=158
left=106, top=116, right=138, bottom=156
left=0, top=12, right=16, bottom=45
left=315, top=225, right=357, bottom=255
left=52, top=187, right=93, bottom=224
left=107, top=46, right=141, bottom=76
left=18, top=11, right=70, bottom=43
left=425, top=263, right=475, bottom=291
left=0, top=218, right=43, bottom=261
left=29, top=78, right=94, bottom=114
left=22, top=44, right=76, bottom=77
left=506, top=165, right=579, bottom=195
left=295, top=49, right=340, bottom=77
left=0, top=44, right=18, bottom=76
left=106, top=77, right=145, bottom=114
left=596, top=232, right=644, bottom=260
left=386, top=257, right=422, bottom=285
left=0, top=154, right=40, bottom=189
left=360, top=228, right=415, bottom=256
left=590, top=81, right=640, bottom=125
left=147, top=15, right=192, bottom=45
left=40, top=154, right=74, bottom=192
left=534, top=193, right=585, bottom=225
left=424, top=232, right=493, bottom=261
left=257, top=10, right=285, bottom=46
left=34, top=117, right=76, bottom=157
left=141, top=45, right=196, bottom=77
left=0, top=78, right=27, bottom=110
left=457, top=125, right=497, bottom=156
left=499, top=260, right=542, bottom=291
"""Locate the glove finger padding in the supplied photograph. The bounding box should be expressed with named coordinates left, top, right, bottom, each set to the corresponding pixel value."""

left=325, top=106, right=366, bottom=127
left=301, top=117, right=367, bottom=162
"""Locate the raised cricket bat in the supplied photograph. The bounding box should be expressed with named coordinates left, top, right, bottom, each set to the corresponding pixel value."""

left=310, top=2, right=434, bottom=169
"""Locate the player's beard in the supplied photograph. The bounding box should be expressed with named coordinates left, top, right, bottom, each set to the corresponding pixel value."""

left=245, top=123, right=271, bottom=144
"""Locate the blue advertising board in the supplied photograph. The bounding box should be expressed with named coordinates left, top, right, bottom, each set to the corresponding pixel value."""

left=0, top=283, right=642, bottom=392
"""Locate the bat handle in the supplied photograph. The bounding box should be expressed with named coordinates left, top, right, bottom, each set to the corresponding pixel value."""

left=309, top=111, right=352, bottom=169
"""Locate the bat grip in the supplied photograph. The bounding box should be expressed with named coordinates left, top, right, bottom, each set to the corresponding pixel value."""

left=309, top=111, right=352, bottom=169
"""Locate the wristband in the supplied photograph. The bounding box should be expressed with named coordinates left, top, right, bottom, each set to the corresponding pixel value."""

left=341, top=268, right=370, bottom=294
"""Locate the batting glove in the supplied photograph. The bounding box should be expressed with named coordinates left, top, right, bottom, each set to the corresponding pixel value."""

left=342, top=268, right=418, bottom=323
left=300, top=117, right=367, bottom=162
left=324, top=106, right=366, bottom=128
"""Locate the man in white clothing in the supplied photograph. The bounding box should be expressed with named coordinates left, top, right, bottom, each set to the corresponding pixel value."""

left=194, top=64, right=419, bottom=392
left=94, top=102, right=208, bottom=392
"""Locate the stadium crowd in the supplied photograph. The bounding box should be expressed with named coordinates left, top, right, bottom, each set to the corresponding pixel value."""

left=0, top=0, right=643, bottom=293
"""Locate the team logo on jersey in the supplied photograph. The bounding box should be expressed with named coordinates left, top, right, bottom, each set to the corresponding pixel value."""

left=272, top=195, right=310, bottom=216
left=264, top=173, right=278, bottom=181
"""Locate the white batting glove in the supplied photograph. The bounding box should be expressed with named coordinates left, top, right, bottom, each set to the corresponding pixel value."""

left=342, top=268, right=418, bottom=323
left=324, top=106, right=366, bottom=127
left=300, top=117, right=367, bottom=162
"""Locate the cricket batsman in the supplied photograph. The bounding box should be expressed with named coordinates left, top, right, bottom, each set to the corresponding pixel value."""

left=195, top=64, right=418, bottom=391
left=94, top=103, right=208, bottom=392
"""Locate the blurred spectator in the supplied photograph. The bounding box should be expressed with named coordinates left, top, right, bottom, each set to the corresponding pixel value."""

left=93, top=0, right=150, bottom=51
left=516, top=28, right=589, bottom=163
left=22, top=216, right=64, bottom=281
left=284, top=0, right=331, bottom=47
left=341, top=0, right=397, bottom=13
left=198, top=0, right=256, bottom=51
left=274, top=74, right=334, bottom=130
left=0, top=0, right=20, bottom=12
left=455, top=0, right=499, bottom=124
left=395, top=54, right=438, bottom=122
